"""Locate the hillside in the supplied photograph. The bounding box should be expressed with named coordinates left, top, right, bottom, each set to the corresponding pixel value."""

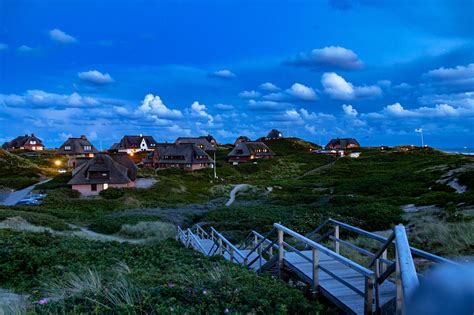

left=0, top=141, right=473, bottom=313
left=0, top=149, right=46, bottom=190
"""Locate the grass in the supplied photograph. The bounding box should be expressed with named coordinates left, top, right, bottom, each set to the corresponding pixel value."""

left=0, top=231, right=322, bottom=314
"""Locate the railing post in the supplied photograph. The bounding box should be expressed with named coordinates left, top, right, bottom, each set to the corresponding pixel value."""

left=374, top=259, right=381, bottom=314
left=364, top=276, right=374, bottom=315
left=278, top=229, right=284, bottom=276
left=395, top=249, right=403, bottom=315
left=334, top=225, right=340, bottom=254
left=382, top=249, right=387, bottom=273
left=218, top=238, right=223, bottom=255
left=311, top=247, right=319, bottom=296
left=230, top=247, right=234, bottom=263
left=254, top=234, right=258, bottom=247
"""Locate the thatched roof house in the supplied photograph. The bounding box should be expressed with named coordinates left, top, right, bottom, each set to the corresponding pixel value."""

left=68, top=153, right=137, bottom=196
left=175, top=137, right=216, bottom=152
left=2, top=134, right=44, bottom=151
left=228, top=141, right=274, bottom=164
left=234, top=136, right=251, bottom=146
left=152, top=143, right=214, bottom=171
left=110, top=135, right=158, bottom=153
left=325, top=138, right=360, bottom=149
left=56, top=135, right=98, bottom=156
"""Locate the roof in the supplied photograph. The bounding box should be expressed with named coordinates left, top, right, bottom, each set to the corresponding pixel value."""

left=267, top=129, right=283, bottom=139
left=153, top=143, right=214, bottom=164
left=56, top=136, right=98, bottom=154
left=234, top=136, right=251, bottom=144
left=2, top=134, right=44, bottom=149
left=68, top=153, right=137, bottom=185
left=326, top=138, right=360, bottom=148
left=113, top=135, right=158, bottom=150
left=175, top=137, right=216, bottom=151
left=228, top=141, right=274, bottom=157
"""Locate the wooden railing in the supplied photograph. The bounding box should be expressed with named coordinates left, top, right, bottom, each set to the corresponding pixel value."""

left=209, top=227, right=248, bottom=264
left=274, top=223, right=375, bottom=315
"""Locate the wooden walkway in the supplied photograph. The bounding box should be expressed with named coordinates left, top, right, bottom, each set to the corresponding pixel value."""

left=178, top=219, right=457, bottom=315
left=284, top=250, right=395, bottom=314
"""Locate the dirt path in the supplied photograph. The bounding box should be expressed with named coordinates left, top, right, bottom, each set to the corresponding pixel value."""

left=225, top=184, right=251, bottom=207
left=0, top=288, right=28, bottom=314
left=296, top=157, right=340, bottom=179
left=0, top=179, right=51, bottom=206
left=0, top=217, right=145, bottom=243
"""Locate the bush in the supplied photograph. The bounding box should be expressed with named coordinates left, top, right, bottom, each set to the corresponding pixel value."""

left=99, top=188, right=125, bottom=199
left=88, top=215, right=163, bottom=235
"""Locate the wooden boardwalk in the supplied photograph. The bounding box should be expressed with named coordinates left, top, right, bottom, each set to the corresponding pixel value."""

left=178, top=219, right=456, bottom=315
left=284, top=251, right=395, bottom=314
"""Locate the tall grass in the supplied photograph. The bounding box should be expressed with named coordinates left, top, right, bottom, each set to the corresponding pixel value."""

left=118, top=221, right=176, bottom=240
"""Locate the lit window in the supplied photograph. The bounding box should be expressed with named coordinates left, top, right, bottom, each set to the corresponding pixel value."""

left=30, top=140, right=36, bottom=144
left=84, top=145, right=92, bottom=151
left=103, top=183, right=109, bottom=190
left=64, top=145, right=71, bottom=151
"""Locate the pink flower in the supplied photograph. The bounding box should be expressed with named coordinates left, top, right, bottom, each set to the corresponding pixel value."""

left=38, top=298, right=49, bottom=305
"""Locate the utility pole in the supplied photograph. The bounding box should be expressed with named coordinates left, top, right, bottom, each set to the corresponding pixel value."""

left=213, top=151, right=217, bottom=179
left=415, top=128, right=424, bottom=147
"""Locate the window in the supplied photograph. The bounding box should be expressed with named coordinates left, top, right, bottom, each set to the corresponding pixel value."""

left=64, top=145, right=71, bottom=151
left=30, top=140, right=36, bottom=144
left=91, top=184, right=97, bottom=191
left=84, top=145, right=92, bottom=151
left=103, top=183, right=109, bottom=190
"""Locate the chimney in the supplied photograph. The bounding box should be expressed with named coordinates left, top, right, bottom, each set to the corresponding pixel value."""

left=31, top=133, right=35, bottom=137
left=80, top=135, right=86, bottom=139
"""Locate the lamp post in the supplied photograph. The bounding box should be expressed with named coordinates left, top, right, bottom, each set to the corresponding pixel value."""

left=213, top=151, right=217, bottom=179
left=415, top=128, right=424, bottom=147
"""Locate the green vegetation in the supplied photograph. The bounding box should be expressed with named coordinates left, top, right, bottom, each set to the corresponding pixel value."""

left=0, top=231, right=318, bottom=314
left=1, top=139, right=473, bottom=313
left=0, top=149, right=44, bottom=189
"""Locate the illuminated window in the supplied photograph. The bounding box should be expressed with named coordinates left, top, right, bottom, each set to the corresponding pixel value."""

left=103, top=183, right=109, bottom=190
left=84, top=145, right=92, bottom=151
left=64, top=145, right=71, bottom=151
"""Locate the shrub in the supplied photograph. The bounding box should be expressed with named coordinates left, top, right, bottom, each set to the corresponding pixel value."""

left=118, top=221, right=176, bottom=240
left=99, top=188, right=125, bottom=199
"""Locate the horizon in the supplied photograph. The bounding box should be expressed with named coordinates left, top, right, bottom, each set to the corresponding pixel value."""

left=1, top=0, right=473, bottom=148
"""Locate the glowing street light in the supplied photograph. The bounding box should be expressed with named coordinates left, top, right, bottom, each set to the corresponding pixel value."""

left=54, top=160, right=62, bottom=166
left=415, top=128, right=424, bottom=147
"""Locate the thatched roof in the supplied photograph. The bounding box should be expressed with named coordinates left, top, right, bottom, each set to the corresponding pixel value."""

left=68, top=153, right=136, bottom=185
left=153, top=143, right=214, bottom=164
left=175, top=137, right=216, bottom=152
left=56, top=136, right=98, bottom=154
left=228, top=141, right=274, bottom=157
left=325, top=138, right=360, bottom=149
left=2, top=134, right=44, bottom=149
left=112, top=135, right=158, bottom=150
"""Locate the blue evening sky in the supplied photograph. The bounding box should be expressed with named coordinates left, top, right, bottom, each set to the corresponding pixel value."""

left=1, top=0, right=473, bottom=148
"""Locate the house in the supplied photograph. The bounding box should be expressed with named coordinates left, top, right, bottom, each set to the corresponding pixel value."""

left=175, top=137, right=217, bottom=153
left=199, top=134, right=218, bottom=147
left=56, top=135, right=99, bottom=167
left=110, top=134, right=158, bottom=154
left=228, top=141, right=274, bottom=164
left=325, top=138, right=360, bottom=149
left=234, top=136, right=251, bottom=146
left=68, top=153, right=137, bottom=196
left=2, top=134, right=45, bottom=151
left=151, top=143, right=214, bottom=171
left=267, top=129, right=283, bottom=139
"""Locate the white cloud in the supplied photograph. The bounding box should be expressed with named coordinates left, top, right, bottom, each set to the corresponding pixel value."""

left=286, top=46, right=363, bottom=71
left=286, top=83, right=317, bottom=101
left=49, top=28, right=77, bottom=43
left=214, top=103, right=234, bottom=110
left=342, top=104, right=358, bottom=117
left=59, top=132, right=73, bottom=140
left=78, top=70, right=114, bottom=85
left=211, top=69, right=235, bottom=79
left=190, top=101, right=214, bottom=124
left=426, top=63, right=474, bottom=85
left=0, top=43, right=8, bottom=51
left=299, top=108, right=335, bottom=121
left=304, top=125, right=317, bottom=135
left=260, top=82, right=280, bottom=91
left=365, top=101, right=473, bottom=119
left=137, top=94, right=182, bottom=119
left=0, top=90, right=100, bottom=108
left=239, top=90, right=261, bottom=98
left=17, top=45, right=34, bottom=53
left=377, top=80, right=392, bottom=88
left=248, top=99, right=287, bottom=111
left=321, top=72, right=382, bottom=100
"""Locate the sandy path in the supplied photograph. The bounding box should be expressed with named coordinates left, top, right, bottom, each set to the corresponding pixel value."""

left=225, top=184, right=251, bottom=207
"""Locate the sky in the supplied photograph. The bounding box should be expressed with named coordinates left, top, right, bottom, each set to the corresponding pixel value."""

left=0, top=0, right=473, bottom=149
